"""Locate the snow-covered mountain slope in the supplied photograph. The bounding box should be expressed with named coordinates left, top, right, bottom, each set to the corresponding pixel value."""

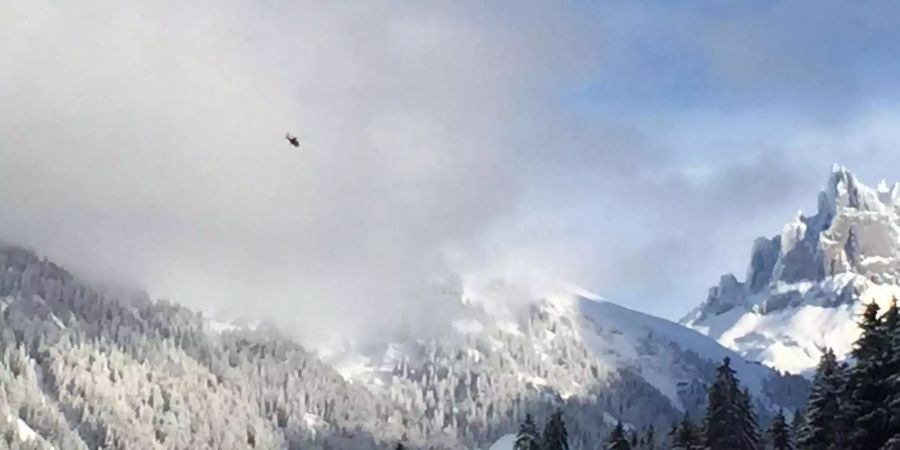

left=0, top=243, right=807, bottom=450
left=322, top=278, right=808, bottom=449
left=683, top=165, right=900, bottom=374
left=0, top=244, right=398, bottom=450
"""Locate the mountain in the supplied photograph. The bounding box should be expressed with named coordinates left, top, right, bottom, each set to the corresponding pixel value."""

left=682, top=165, right=900, bottom=374
left=317, top=278, right=808, bottom=449
left=0, top=244, right=806, bottom=450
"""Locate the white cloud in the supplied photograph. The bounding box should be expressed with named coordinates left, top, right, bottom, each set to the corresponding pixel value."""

left=2, top=1, right=900, bottom=340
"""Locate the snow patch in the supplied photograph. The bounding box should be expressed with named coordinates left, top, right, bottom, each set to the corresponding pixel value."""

left=7, top=414, right=40, bottom=444
left=206, top=320, right=239, bottom=334
left=330, top=352, right=373, bottom=381
left=602, top=412, right=633, bottom=430
left=487, top=433, right=516, bottom=450
left=453, top=318, right=484, bottom=335
left=303, top=413, right=327, bottom=437
left=49, top=312, right=66, bottom=330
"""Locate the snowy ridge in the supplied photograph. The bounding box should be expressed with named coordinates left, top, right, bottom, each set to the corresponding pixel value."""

left=684, top=165, right=900, bottom=374
left=323, top=280, right=807, bottom=448
left=562, top=295, right=775, bottom=409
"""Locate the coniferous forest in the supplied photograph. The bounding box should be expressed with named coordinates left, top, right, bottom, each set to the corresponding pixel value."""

left=510, top=299, right=900, bottom=450
left=1, top=244, right=896, bottom=450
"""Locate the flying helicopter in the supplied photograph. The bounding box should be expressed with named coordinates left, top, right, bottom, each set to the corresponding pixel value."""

left=285, top=133, right=300, bottom=148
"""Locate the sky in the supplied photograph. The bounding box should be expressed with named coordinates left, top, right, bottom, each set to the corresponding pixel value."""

left=3, top=1, right=900, bottom=343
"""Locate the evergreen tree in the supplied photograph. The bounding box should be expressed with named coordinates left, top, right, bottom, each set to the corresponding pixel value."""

left=798, top=348, right=844, bottom=450
left=842, top=302, right=894, bottom=450
left=671, top=414, right=702, bottom=450
left=768, top=409, right=793, bottom=450
left=644, top=424, right=655, bottom=450
left=514, top=413, right=540, bottom=450
left=604, top=421, right=631, bottom=450
left=629, top=429, right=638, bottom=449
left=705, top=357, right=760, bottom=450
left=737, top=387, right=762, bottom=449
left=831, top=360, right=853, bottom=450
left=395, top=443, right=406, bottom=450
left=667, top=421, right=678, bottom=448
left=541, top=409, right=569, bottom=450
left=882, top=298, right=900, bottom=448
left=790, top=408, right=805, bottom=442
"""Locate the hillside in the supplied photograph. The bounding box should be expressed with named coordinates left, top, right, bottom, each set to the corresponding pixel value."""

left=0, top=245, right=806, bottom=450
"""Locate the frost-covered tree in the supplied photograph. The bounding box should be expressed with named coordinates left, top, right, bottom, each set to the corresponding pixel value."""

left=840, top=302, right=894, bottom=450
left=541, top=409, right=569, bottom=450
left=513, top=414, right=540, bottom=450
left=670, top=414, right=702, bottom=450
left=797, top=349, right=844, bottom=450
left=603, top=421, right=630, bottom=450
left=704, top=357, right=760, bottom=450
left=643, top=424, right=655, bottom=450
left=768, top=409, right=793, bottom=450
left=881, top=299, right=900, bottom=449
left=738, top=387, right=762, bottom=449
left=790, top=408, right=805, bottom=442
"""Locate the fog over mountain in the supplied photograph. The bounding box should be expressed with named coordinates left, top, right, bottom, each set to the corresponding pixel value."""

left=7, top=3, right=900, bottom=450
left=6, top=2, right=900, bottom=342
left=0, top=244, right=808, bottom=450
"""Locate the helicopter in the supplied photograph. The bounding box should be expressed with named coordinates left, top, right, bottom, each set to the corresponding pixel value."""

left=285, top=133, right=300, bottom=148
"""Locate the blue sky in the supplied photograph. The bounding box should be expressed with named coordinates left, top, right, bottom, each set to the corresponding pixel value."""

left=2, top=2, right=900, bottom=337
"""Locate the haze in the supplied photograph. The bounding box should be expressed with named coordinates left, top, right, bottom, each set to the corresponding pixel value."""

left=3, top=1, right=900, bottom=343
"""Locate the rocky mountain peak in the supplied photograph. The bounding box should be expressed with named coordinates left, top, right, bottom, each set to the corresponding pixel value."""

left=683, top=165, right=900, bottom=374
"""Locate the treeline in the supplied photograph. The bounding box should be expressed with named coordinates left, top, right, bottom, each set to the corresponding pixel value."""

left=508, top=299, right=900, bottom=450
left=794, top=300, right=900, bottom=450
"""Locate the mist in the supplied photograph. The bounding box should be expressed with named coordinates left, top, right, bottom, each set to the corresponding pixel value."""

left=4, top=1, right=900, bottom=343
left=0, top=2, right=592, bottom=343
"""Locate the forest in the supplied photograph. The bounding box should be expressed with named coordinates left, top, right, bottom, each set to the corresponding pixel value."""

left=507, top=300, right=900, bottom=450
left=0, top=245, right=890, bottom=450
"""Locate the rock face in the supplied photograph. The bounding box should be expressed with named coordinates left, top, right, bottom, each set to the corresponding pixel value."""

left=683, top=165, right=900, bottom=374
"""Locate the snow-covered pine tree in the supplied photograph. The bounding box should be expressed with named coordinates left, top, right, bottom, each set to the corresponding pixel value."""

left=737, top=387, right=762, bottom=449
left=704, top=357, right=760, bottom=450
left=541, top=409, right=569, bottom=450
left=831, top=360, right=853, bottom=450
left=603, top=421, right=630, bottom=450
left=513, top=413, right=540, bottom=450
left=705, top=358, right=737, bottom=450
left=841, top=302, right=893, bottom=450
left=881, top=298, right=900, bottom=449
left=671, top=414, right=702, bottom=450
left=790, top=408, right=805, bottom=442
left=768, top=409, right=793, bottom=450
left=644, top=424, right=655, bottom=450
left=797, top=348, right=844, bottom=450
left=667, top=421, right=678, bottom=448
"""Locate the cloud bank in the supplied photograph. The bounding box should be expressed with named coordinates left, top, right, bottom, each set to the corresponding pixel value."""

left=3, top=1, right=900, bottom=341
